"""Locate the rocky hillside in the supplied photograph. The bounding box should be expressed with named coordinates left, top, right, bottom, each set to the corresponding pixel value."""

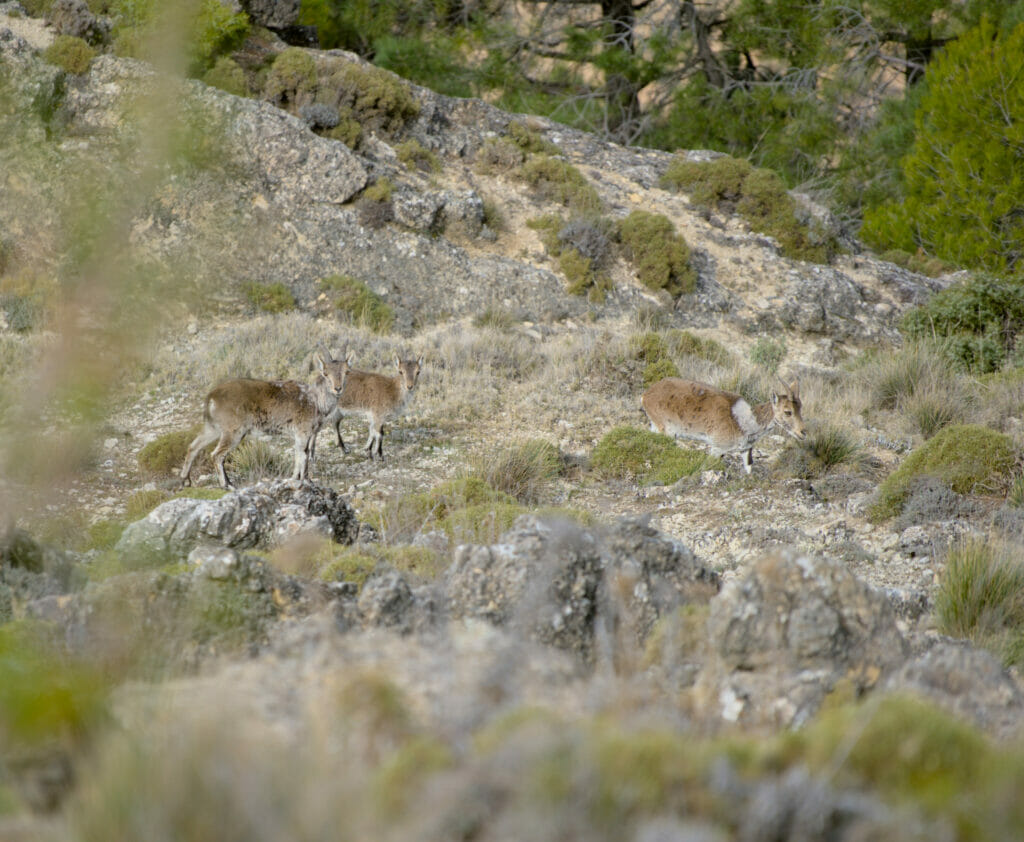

left=2, top=7, right=1024, bottom=840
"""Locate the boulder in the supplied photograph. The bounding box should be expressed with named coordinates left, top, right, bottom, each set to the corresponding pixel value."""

left=115, top=480, right=365, bottom=562
left=696, top=549, right=909, bottom=728
left=446, top=515, right=717, bottom=666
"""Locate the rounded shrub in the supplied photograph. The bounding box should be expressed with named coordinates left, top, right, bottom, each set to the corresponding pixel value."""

left=318, top=274, right=394, bottom=333
left=592, top=426, right=721, bottom=485
left=265, top=47, right=318, bottom=104
left=243, top=281, right=296, bottom=314
left=43, top=34, right=96, bottom=75
left=138, top=428, right=203, bottom=477
left=870, top=424, right=1016, bottom=521
left=518, top=156, right=603, bottom=216
left=617, top=211, right=696, bottom=296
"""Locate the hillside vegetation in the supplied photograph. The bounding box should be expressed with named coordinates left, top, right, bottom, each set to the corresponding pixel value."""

left=2, top=2, right=1024, bottom=838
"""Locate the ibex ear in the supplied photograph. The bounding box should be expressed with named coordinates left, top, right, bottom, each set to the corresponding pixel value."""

left=416, top=355, right=424, bottom=369
left=313, top=351, right=326, bottom=373
left=789, top=379, right=800, bottom=398
left=344, top=349, right=354, bottom=365
left=771, top=391, right=780, bottom=406
left=394, top=354, right=402, bottom=370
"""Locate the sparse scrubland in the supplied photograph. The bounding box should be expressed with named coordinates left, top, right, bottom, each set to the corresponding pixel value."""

left=4, top=3, right=1024, bottom=839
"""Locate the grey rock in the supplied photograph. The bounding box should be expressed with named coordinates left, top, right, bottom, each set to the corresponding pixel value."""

left=48, top=0, right=109, bottom=44
left=299, top=102, right=340, bottom=129
left=698, top=549, right=908, bottom=727
left=239, top=0, right=300, bottom=30
left=189, top=545, right=242, bottom=580
left=116, top=480, right=363, bottom=561
left=883, top=641, right=1024, bottom=739
left=446, top=515, right=716, bottom=666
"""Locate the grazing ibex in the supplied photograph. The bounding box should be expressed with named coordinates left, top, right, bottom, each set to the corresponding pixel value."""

left=321, top=354, right=423, bottom=462
left=179, top=350, right=351, bottom=489
left=641, top=376, right=806, bottom=473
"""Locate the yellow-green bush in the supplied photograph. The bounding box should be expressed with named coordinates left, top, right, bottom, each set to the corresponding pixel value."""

left=870, top=424, right=1016, bottom=521
left=137, top=428, right=202, bottom=477
left=470, top=439, right=564, bottom=503
left=318, top=274, right=394, bottom=333
left=43, top=35, right=96, bottom=75
left=318, top=59, right=419, bottom=137
left=394, top=139, right=439, bottom=173
left=519, top=156, right=603, bottom=217
left=243, top=281, right=296, bottom=314
left=264, top=47, right=318, bottom=104
left=592, top=427, right=722, bottom=485
left=661, top=154, right=838, bottom=263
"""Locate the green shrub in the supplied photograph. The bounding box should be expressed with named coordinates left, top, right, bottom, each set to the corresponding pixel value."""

left=661, top=154, right=837, bottom=263
left=518, top=156, right=603, bottom=216
left=264, top=47, right=318, bottom=104
left=616, top=211, right=696, bottom=296
left=592, top=427, right=722, bottom=485
left=935, top=536, right=1024, bottom=668
left=472, top=307, right=517, bottom=331
left=394, top=139, right=439, bottom=173
left=870, top=424, right=1016, bottom=521
left=318, top=274, right=394, bottom=333
left=508, top=121, right=559, bottom=155
left=631, top=331, right=669, bottom=363
left=318, top=59, right=419, bottom=136
left=319, top=547, right=380, bottom=589
left=667, top=330, right=734, bottom=367
left=642, top=357, right=680, bottom=388
left=243, top=281, right=296, bottom=314
left=527, top=214, right=613, bottom=298
left=474, top=136, right=526, bottom=174
left=83, top=519, right=125, bottom=553
left=470, top=439, right=564, bottom=503
left=749, top=336, right=786, bottom=373
left=43, top=35, right=96, bottom=75
left=853, top=341, right=950, bottom=411
left=137, top=428, right=202, bottom=477
left=373, top=477, right=515, bottom=541
left=202, top=56, right=250, bottom=97
left=900, top=275, right=1024, bottom=374
left=880, top=249, right=953, bottom=278
left=362, top=178, right=394, bottom=202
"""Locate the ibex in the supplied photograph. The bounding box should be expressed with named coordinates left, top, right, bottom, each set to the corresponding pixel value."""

left=641, top=376, right=806, bottom=474
left=179, top=350, right=351, bottom=489
left=321, top=354, right=423, bottom=462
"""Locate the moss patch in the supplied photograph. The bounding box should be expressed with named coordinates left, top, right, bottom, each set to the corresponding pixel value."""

left=138, top=428, right=203, bottom=477
left=518, top=156, right=603, bottom=217
left=870, top=424, right=1016, bottom=521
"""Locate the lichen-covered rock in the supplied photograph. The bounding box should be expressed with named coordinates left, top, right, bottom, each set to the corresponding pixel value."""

left=240, top=0, right=300, bottom=30
left=696, top=549, right=909, bottom=728
left=882, top=641, right=1024, bottom=739
left=115, top=480, right=364, bottom=562
left=446, top=515, right=716, bottom=666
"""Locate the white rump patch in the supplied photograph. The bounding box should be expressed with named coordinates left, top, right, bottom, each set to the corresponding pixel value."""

left=731, top=399, right=761, bottom=437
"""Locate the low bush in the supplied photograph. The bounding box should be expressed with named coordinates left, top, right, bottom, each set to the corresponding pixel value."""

left=43, top=35, right=96, bottom=75
left=661, top=154, right=838, bottom=263
left=202, top=56, right=250, bottom=97
left=935, top=536, right=1024, bottom=668
left=748, top=336, right=786, bottom=373
left=592, top=427, right=722, bottom=485
left=243, top=281, right=296, bottom=314
left=642, top=357, right=680, bottom=388
left=394, top=139, right=440, bottom=173
left=137, top=428, right=202, bottom=477
left=318, top=274, right=394, bottom=333
left=900, top=275, right=1024, bottom=374
left=667, top=330, right=734, bottom=367
left=264, top=47, right=318, bottom=106
left=616, top=211, right=696, bottom=296
left=527, top=214, right=613, bottom=300
left=518, top=156, right=603, bottom=217
left=880, top=248, right=953, bottom=278
left=474, top=136, right=526, bottom=174
left=507, top=121, right=559, bottom=155
left=870, top=424, right=1016, bottom=521
left=318, top=59, right=419, bottom=137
